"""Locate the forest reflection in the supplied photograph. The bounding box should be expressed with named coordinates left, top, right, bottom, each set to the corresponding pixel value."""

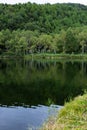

left=0, top=59, right=87, bottom=107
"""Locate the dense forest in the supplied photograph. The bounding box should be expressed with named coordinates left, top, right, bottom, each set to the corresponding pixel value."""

left=0, top=2, right=87, bottom=56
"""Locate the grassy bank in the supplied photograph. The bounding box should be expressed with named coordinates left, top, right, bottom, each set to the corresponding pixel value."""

left=42, top=93, right=87, bottom=130
left=25, top=53, right=87, bottom=60
left=1, top=53, right=87, bottom=60
left=0, top=53, right=23, bottom=59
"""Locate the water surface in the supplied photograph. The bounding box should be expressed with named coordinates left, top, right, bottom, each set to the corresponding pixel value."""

left=0, top=59, right=87, bottom=130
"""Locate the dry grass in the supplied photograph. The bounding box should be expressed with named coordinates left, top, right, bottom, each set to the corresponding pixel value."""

left=41, top=93, right=87, bottom=130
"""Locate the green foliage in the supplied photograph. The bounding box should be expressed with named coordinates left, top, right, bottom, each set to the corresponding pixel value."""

left=0, top=3, right=87, bottom=32
left=0, top=3, right=87, bottom=56
left=0, top=27, right=87, bottom=56
left=56, top=93, right=87, bottom=130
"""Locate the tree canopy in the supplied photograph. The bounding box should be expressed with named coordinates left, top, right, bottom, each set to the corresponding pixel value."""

left=0, top=2, right=87, bottom=56
left=0, top=3, right=87, bottom=33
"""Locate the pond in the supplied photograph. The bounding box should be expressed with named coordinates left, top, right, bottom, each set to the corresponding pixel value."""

left=0, top=59, right=87, bottom=130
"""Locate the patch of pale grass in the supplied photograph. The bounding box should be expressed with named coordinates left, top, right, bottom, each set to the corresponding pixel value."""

left=41, top=93, right=87, bottom=130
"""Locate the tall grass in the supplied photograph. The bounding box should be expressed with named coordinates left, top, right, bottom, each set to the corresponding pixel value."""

left=42, top=93, right=87, bottom=130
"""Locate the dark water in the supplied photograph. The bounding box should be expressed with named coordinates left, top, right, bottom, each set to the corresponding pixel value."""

left=0, top=59, right=87, bottom=130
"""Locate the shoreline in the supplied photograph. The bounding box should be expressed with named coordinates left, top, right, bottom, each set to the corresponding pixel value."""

left=1, top=53, right=87, bottom=62
left=24, top=53, right=87, bottom=60
left=41, top=92, right=87, bottom=130
left=1, top=53, right=87, bottom=60
left=25, top=54, right=87, bottom=63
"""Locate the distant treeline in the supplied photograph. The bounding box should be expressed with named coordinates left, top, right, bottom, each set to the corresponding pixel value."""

left=0, top=2, right=87, bottom=32
left=0, top=27, right=87, bottom=55
left=0, top=2, right=87, bottom=56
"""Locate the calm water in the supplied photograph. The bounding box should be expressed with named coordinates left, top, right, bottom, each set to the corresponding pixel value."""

left=0, top=59, right=87, bottom=130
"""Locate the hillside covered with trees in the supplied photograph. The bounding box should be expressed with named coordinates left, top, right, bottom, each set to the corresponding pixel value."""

left=0, top=2, right=87, bottom=56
